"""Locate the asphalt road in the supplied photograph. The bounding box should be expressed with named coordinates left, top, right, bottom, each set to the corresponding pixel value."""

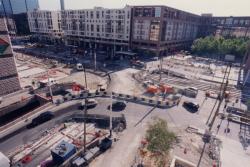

left=0, top=94, right=247, bottom=166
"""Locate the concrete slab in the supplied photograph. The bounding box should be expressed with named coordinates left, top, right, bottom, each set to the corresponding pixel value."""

left=218, top=135, right=250, bottom=167
left=19, top=68, right=46, bottom=78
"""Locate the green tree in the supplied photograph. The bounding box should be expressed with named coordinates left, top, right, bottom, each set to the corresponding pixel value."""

left=191, top=36, right=250, bottom=59
left=146, top=118, right=176, bottom=167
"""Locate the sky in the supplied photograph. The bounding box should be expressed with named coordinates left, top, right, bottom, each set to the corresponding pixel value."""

left=39, top=0, right=250, bottom=16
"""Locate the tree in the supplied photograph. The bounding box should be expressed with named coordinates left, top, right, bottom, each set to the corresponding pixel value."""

left=146, top=118, right=176, bottom=167
left=191, top=36, right=250, bottom=59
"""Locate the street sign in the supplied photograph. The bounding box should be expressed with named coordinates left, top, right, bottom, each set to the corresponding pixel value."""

left=225, top=54, right=235, bottom=62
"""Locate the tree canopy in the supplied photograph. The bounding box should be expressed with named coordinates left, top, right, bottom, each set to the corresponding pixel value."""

left=146, top=118, right=176, bottom=167
left=191, top=36, right=250, bottom=58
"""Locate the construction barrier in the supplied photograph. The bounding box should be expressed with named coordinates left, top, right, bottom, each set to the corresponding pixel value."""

left=60, top=90, right=179, bottom=108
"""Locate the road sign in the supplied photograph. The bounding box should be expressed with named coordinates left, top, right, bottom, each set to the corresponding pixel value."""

left=225, top=54, right=235, bottom=62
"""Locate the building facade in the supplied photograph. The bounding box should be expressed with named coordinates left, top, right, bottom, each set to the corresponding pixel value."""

left=61, top=6, right=132, bottom=52
left=0, top=0, right=39, bottom=34
left=27, top=10, right=63, bottom=43
left=0, top=17, right=21, bottom=96
left=199, top=15, right=250, bottom=38
left=27, top=6, right=250, bottom=56
left=131, top=6, right=200, bottom=56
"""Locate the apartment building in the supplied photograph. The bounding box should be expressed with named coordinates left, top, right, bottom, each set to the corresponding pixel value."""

left=131, top=6, right=200, bottom=56
left=61, top=6, right=132, bottom=52
left=27, top=6, right=250, bottom=56
left=27, top=10, right=63, bottom=43
left=199, top=15, right=250, bottom=38
left=0, top=17, right=21, bottom=96
left=212, top=17, right=250, bottom=38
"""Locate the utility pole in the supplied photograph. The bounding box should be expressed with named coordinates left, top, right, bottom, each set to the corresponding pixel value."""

left=198, top=62, right=232, bottom=167
left=94, top=43, right=97, bottom=71
left=47, top=70, right=53, bottom=103
left=83, top=65, right=88, bottom=152
left=109, top=92, right=113, bottom=137
left=206, top=65, right=229, bottom=125
left=158, top=51, right=163, bottom=81
left=209, top=64, right=231, bottom=131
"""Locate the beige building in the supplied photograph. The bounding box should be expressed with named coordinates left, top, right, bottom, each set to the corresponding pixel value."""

left=27, top=10, right=63, bottom=43
left=61, top=6, right=132, bottom=52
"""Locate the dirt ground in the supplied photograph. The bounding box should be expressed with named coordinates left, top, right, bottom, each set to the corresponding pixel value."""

left=14, top=52, right=107, bottom=90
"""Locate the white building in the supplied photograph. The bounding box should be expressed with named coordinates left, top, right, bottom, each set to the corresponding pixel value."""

left=61, top=6, right=132, bottom=51
left=27, top=10, right=63, bottom=43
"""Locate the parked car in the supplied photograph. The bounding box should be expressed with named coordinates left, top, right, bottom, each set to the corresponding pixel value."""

left=79, top=99, right=98, bottom=109
left=108, top=101, right=126, bottom=111
left=29, top=111, right=55, bottom=127
left=186, top=87, right=198, bottom=92
left=183, top=101, right=199, bottom=112
left=131, top=60, right=145, bottom=68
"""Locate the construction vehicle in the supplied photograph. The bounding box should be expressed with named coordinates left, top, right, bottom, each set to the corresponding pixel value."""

left=147, top=85, right=158, bottom=94
left=159, top=84, right=174, bottom=93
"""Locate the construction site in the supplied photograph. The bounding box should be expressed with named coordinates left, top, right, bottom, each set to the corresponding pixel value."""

left=134, top=53, right=244, bottom=102
left=0, top=45, right=250, bottom=167
left=2, top=109, right=127, bottom=167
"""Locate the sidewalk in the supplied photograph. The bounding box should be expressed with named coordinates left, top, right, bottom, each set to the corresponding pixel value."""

left=218, top=135, right=250, bottom=167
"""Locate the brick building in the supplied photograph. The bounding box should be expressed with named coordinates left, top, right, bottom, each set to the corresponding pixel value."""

left=131, top=6, right=200, bottom=56
left=0, top=17, right=21, bottom=96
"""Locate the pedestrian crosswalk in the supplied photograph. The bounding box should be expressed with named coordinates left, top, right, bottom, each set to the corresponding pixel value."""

left=147, top=74, right=241, bottom=99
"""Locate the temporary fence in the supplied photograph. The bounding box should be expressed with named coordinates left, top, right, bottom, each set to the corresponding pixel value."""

left=58, top=91, right=179, bottom=108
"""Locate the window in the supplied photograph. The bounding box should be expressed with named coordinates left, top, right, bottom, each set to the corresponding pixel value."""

left=97, top=25, right=100, bottom=32
left=96, top=11, right=100, bottom=19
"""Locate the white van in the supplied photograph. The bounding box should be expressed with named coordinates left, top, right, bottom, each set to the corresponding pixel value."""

left=76, top=63, right=84, bottom=71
